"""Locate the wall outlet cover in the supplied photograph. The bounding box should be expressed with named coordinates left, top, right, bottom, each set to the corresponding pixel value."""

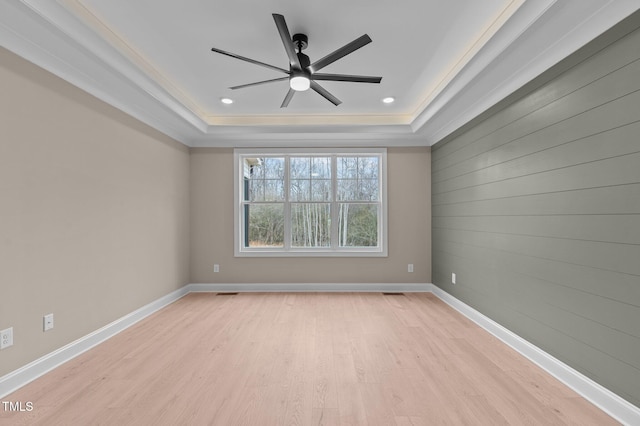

left=44, top=314, right=54, bottom=331
left=1, top=327, right=13, bottom=349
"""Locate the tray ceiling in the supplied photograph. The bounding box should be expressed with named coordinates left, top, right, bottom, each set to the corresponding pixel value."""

left=1, top=0, right=637, bottom=146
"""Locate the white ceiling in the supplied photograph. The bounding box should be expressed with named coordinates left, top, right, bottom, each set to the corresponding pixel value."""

left=1, top=0, right=638, bottom=147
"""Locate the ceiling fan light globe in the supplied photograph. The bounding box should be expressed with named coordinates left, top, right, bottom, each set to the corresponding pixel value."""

left=290, top=75, right=311, bottom=91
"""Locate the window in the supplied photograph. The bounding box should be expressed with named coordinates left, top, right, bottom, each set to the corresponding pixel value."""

left=234, top=148, right=387, bottom=256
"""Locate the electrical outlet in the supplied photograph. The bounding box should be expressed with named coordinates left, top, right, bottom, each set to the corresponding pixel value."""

left=408, top=264, right=414, bottom=273
left=213, top=264, right=220, bottom=273
left=1, top=327, right=13, bottom=349
left=452, top=273, right=456, bottom=284
left=44, top=314, right=54, bottom=332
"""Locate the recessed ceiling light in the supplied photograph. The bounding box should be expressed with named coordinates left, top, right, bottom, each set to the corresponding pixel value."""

left=382, top=97, right=395, bottom=104
left=220, top=97, right=233, bottom=104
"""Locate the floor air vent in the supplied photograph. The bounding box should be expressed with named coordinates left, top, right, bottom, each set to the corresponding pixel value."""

left=217, top=292, right=238, bottom=296
left=382, top=292, right=404, bottom=296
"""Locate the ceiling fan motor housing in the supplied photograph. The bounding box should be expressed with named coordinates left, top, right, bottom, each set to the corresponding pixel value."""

left=296, top=52, right=311, bottom=70
left=292, top=33, right=308, bottom=50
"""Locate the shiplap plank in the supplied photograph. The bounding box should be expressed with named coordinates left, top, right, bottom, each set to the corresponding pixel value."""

left=433, top=214, right=640, bottom=245
left=432, top=183, right=640, bottom=216
left=433, top=60, right=640, bottom=173
left=434, top=119, right=640, bottom=194
left=432, top=237, right=640, bottom=308
left=433, top=151, right=640, bottom=205
left=432, top=26, right=640, bottom=164
left=434, top=225, right=640, bottom=276
left=433, top=100, right=640, bottom=186
left=433, top=238, right=640, bottom=335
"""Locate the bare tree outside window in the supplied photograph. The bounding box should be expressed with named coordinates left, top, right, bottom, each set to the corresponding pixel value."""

left=244, top=157, right=285, bottom=247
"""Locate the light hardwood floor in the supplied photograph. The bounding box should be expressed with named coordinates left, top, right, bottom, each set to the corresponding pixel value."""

left=1, top=293, right=618, bottom=425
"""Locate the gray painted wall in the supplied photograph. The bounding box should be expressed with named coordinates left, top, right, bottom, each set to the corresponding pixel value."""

left=0, top=47, right=190, bottom=377
left=431, top=12, right=640, bottom=407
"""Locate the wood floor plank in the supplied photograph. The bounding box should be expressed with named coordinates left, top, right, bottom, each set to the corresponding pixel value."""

left=0, top=292, right=619, bottom=425
left=312, top=407, right=340, bottom=426
left=394, top=416, right=424, bottom=426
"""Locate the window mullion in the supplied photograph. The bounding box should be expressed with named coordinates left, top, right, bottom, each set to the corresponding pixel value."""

left=331, top=155, right=338, bottom=250
left=283, top=155, right=291, bottom=251
left=377, top=155, right=383, bottom=249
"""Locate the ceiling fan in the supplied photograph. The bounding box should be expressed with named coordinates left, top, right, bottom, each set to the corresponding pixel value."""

left=210, top=13, right=382, bottom=108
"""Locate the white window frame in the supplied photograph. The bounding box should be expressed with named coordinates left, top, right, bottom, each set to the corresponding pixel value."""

left=234, top=148, right=388, bottom=257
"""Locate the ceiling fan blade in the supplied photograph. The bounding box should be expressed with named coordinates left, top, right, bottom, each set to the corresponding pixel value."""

left=272, top=14, right=302, bottom=70
left=211, top=47, right=289, bottom=74
left=230, top=77, right=289, bottom=90
left=310, top=81, right=341, bottom=106
left=281, top=88, right=295, bottom=108
left=311, top=73, right=382, bottom=84
left=309, top=34, right=372, bottom=73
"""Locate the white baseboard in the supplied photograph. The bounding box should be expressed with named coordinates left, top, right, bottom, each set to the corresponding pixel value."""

left=2, top=282, right=638, bottom=425
left=0, top=286, right=189, bottom=399
left=186, top=282, right=432, bottom=293
left=430, top=285, right=640, bottom=426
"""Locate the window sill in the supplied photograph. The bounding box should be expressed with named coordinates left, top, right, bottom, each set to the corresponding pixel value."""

left=235, top=248, right=388, bottom=257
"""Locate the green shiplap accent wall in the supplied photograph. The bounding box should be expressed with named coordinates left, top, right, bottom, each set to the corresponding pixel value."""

left=431, top=11, right=640, bottom=407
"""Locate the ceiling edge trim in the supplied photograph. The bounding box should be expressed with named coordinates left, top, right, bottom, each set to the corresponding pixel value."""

left=6, top=1, right=207, bottom=139
left=410, top=0, right=556, bottom=137
left=415, top=0, right=640, bottom=145
left=408, top=0, right=528, bottom=120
